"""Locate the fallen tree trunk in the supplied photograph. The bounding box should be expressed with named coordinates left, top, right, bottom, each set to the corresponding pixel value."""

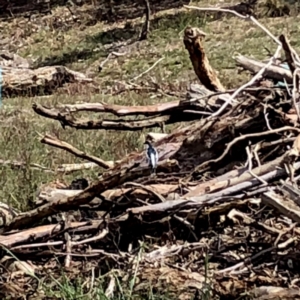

left=1, top=62, right=92, bottom=97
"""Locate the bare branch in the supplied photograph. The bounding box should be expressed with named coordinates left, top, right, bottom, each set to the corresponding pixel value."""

left=41, top=134, right=113, bottom=169
left=139, top=0, right=151, bottom=41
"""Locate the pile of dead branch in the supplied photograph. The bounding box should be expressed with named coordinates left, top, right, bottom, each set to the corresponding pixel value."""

left=2, top=6, right=300, bottom=300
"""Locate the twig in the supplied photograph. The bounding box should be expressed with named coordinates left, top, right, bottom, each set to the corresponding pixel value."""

left=98, top=51, right=127, bottom=72
left=279, top=34, right=300, bottom=72
left=263, top=104, right=272, bottom=130
left=252, top=143, right=262, bottom=167
left=11, top=241, right=64, bottom=250
left=131, top=57, right=164, bottom=81
left=274, top=222, right=297, bottom=246
left=215, top=246, right=275, bottom=274
left=0, top=159, right=54, bottom=173
left=71, top=229, right=108, bottom=246
left=64, top=231, right=72, bottom=268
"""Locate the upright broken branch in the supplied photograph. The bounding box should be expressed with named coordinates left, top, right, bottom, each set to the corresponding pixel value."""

left=183, top=26, right=225, bottom=92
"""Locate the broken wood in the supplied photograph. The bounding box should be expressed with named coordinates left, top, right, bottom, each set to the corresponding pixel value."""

left=1, top=58, right=92, bottom=97
left=235, top=53, right=293, bottom=83
left=1, top=159, right=179, bottom=232
left=41, top=134, right=113, bottom=169
left=183, top=26, right=226, bottom=92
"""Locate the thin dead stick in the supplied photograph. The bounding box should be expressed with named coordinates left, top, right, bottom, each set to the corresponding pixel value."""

left=252, top=143, right=262, bottom=167
left=209, top=45, right=282, bottom=118
left=99, top=51, right=127, bottom=72
left=131, top=57, right=164, bottom=81
left=263, top=104, right=272, bottom=131
left=184, top=6, right=280, bottom=45
left=11, top=241, right=64, bottom=250
left=71, top=229, right=108, bottom=246
left=64, top=231, right=72, bottom=268
left=0, top=159, right=54, bottom=173
left=246, top=145, right=268, bottom=186
left=279, top=34, right=300, bottom=70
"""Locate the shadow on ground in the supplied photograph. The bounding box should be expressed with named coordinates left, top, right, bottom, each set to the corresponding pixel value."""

left=0, top=0, right=190, bottom=21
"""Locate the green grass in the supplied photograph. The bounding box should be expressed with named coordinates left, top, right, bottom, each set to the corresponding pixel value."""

left=1, top=0, right=300, bottom=297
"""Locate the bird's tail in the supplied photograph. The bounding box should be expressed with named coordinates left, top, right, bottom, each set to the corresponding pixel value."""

left=151, top=165, right=157, bottom=175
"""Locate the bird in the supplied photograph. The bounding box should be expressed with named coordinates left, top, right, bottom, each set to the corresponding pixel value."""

left=144, top=140, right=159, bottom=175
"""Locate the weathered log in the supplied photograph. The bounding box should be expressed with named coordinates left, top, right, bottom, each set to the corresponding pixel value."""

left=249, top=286, right=300, bottom=300
left=0, top=221, right=101, bottom=248
left=56, top=162, right=103, bottom=173
left=235, top=53, right=293, bottom=83
left=0, top=51, right=30, bottom=68
left=128, top=160, right=300, bottom=214
left=35, top=184, right=179, bottom=206
left=1, top=64, right=92, bottom=98
left=32, top=102, right=209, bottom=131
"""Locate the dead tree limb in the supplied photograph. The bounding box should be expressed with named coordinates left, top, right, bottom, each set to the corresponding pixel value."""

left=1, top=159, right=179, bottom=233
left=59, top=100, right=181, bottom=116
left=235, top=54, right=293, bottom=83
left=32, top=103, right=210, bottom=131
left=36, top=183, right=179, bottom=206
left=56, top=162, right=113, bottom=173
left=279, top=34, right=297, bottom=74
left=183, top=26, right=225, bottom=92
left=41, top=134, right=113, bottom=169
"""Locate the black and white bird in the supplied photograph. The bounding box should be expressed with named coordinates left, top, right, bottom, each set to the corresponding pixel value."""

left=144, top=140, right=159, bottom=174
